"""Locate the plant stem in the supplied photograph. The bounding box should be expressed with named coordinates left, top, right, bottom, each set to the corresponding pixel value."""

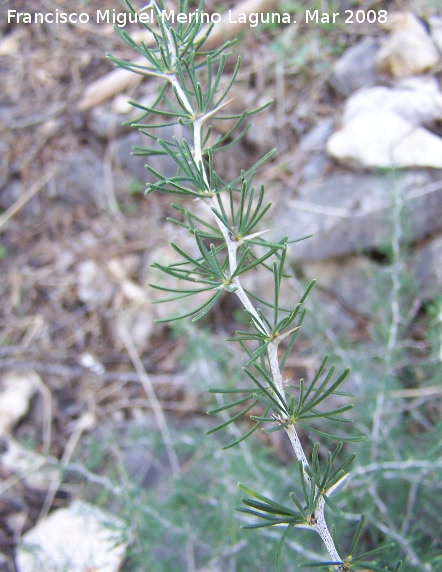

left=157, top=30, right=342, bottom=568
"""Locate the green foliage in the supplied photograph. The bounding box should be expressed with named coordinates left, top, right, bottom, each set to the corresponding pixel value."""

left=207, top=355, right=363, bottom=448
left=238, top=442, right=354, bottom=526
left=79, top=423, right=317, bottom=571
left=109, top=1, right=404, bottom=570
left=290, top=188, right=442, bottom=570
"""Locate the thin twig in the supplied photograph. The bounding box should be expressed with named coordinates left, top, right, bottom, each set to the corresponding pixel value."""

left=0, top=168, right=56, bottom=231
left=35, top=376, right=52, bottom=456
left=38, top=412, right=96, bottom=522
left=118, top=318, right=181, bottom=477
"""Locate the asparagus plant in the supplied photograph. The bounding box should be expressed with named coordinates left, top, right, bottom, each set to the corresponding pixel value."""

left=109, top=1, right=402, bottom=570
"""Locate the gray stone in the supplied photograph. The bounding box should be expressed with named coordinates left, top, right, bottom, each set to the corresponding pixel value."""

left=87, top=108, right=128, bottom=140
left=304, top=288, right=359, bottom=333
left=114, top=132, right=152, bottom=182
left=52, top=147, right=105, bottom=210
left=0, top=179, right=22, bottom=211
left=329, top=38, right=379, bottom=97
left=302, top=256, right=385, bottom=317
left=0, top=134, right=9, bottom=189
left=299, top=119, right=335, bottom=152
left=297, top=119, right=335, bottom=182
left=413, top=236, right=442, bottom=299
left=275, top=171, right=442, bottom=261
left=301, top=152, right=331, bottom=182
left=115, top=124, right=188, bottom=183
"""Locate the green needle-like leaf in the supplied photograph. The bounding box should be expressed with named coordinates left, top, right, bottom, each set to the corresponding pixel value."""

left=276, top=525, right=294, bottom=572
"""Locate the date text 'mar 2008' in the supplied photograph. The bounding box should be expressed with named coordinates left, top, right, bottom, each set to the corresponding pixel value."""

left=305, top=9, right=387, bottom=24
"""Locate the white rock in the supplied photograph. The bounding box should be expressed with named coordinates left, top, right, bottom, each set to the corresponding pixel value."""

left=327, top=112, right=442, bottom=169
left=396, top=75, right=441, bottom=94
left=77, top=259, right=115, bottom=307
left=376, top=12, right=440, bottom=77
left=127, top=308, right=154, bottom=350
left=107, top=257, right=155, bottom=350
left=112, top=94, right=133, bottom=114
left=79, top=352, right=105, bottom=375
left=0, top=371, right=39, bottom=435
left=393, top=125, right=442, bottom=169
left=107, top=256, right=139, bottom=283
left=343, top=83, right=442, bottom=125
left=108, top=257, right=152, bottom=308
left=0, top=30, right=20, bottom=56
left=16, top=501, right=126, bottom=572
left=115, top=307, right=154, bottom=352
left=1, top=438, right=60, bottom=490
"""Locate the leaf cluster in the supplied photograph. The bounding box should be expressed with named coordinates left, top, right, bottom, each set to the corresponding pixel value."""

left=149, top=203, right=288, bottom=323
left=208, top=353, right=363, bottom=448
left=237, top=442, right=354, bottom=529
left=237, top=482, right=401, bottom=572
left=109, top=1, right=221, bottom=77
left=235, top=439, right=400, bottom=571
left=109, top=2, right=270, bottom=199
left=302, top=515, right=402, bottom=572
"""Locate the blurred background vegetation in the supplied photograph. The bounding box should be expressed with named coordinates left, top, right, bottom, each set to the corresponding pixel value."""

left=0, top=0, right=441, bottom=570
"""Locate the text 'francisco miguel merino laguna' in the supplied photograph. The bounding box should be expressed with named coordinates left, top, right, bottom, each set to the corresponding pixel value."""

left=7, top=8, right=293, bottom=27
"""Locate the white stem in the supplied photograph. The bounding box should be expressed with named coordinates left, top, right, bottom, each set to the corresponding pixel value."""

left=315, top=499, right=342, bottom=563
left=285, top=425, right=309, bottom=467
left=386, top=180, right=404, bottom=367
left=160, top=25, right=341, bottom=568
left=170, top=76, right=194, bottom=116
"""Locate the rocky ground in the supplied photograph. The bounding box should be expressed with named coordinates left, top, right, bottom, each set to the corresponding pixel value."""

left=0, top=0, right=441, bottom=570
